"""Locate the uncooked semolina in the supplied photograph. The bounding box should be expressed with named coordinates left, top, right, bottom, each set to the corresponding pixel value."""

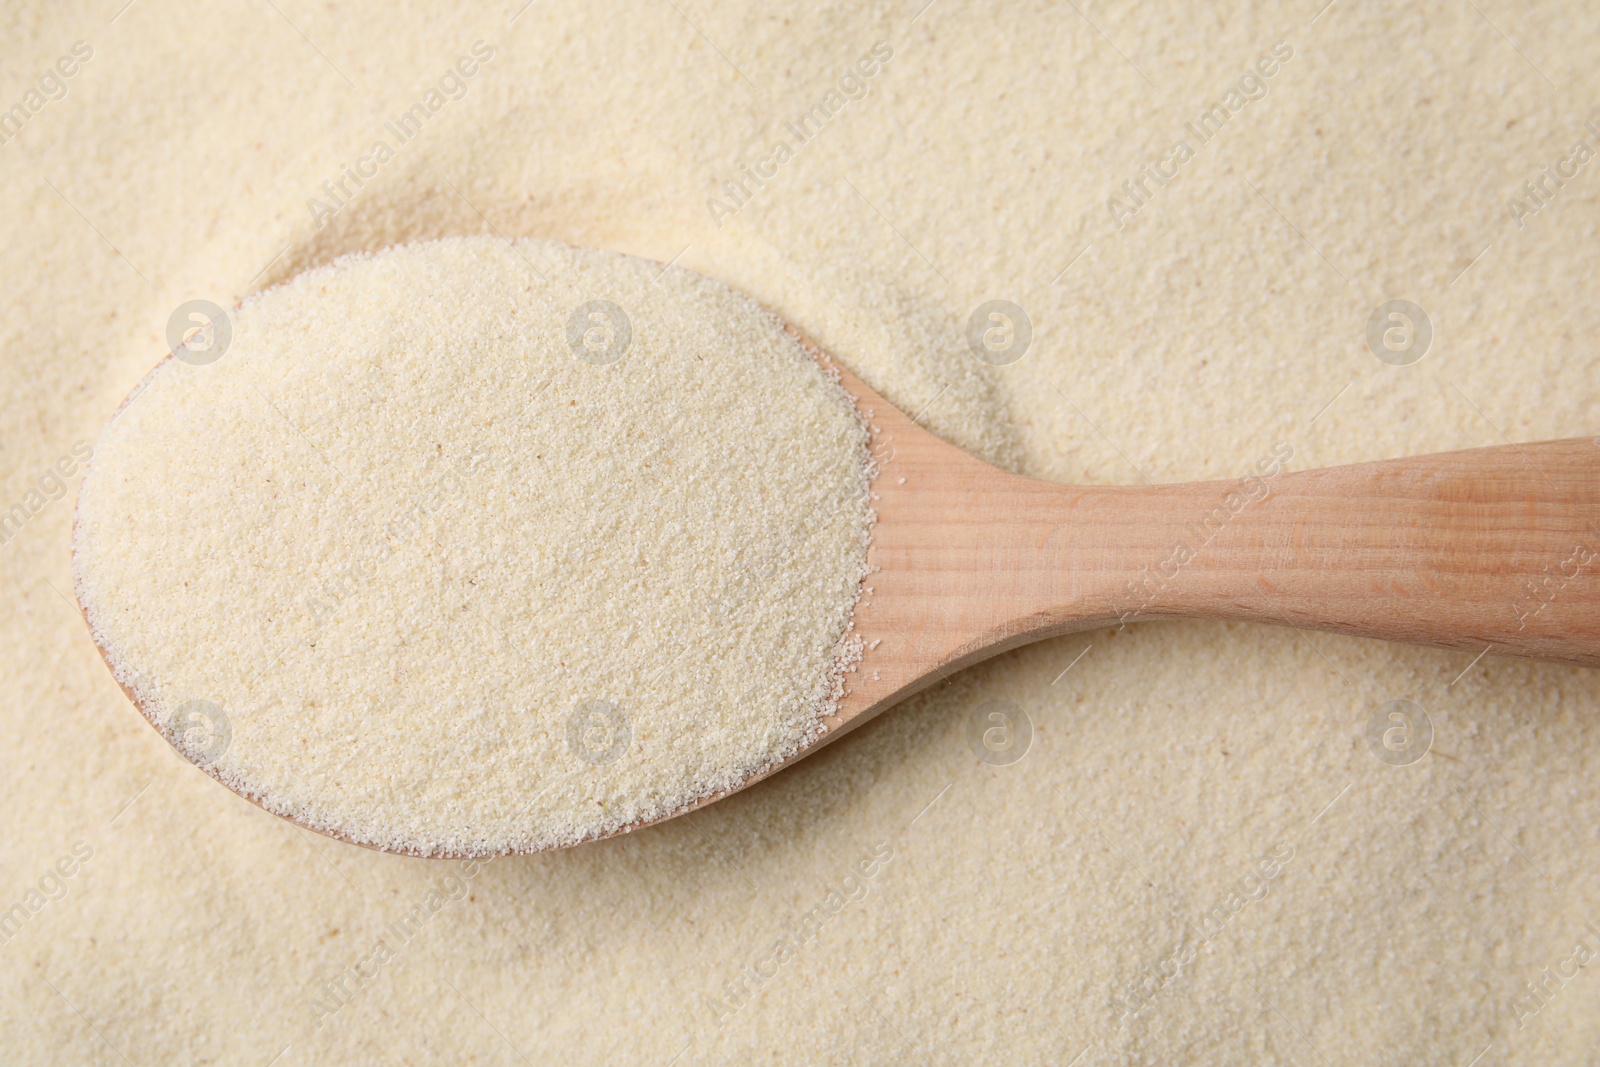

left=12, top=4, right=1600, bottom=1062
left=72, top=237, right=875, bottom=856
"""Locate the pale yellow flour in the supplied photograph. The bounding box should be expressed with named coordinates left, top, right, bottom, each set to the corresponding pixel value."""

left=4, top=1, right=1600, bottom=1064
left=73, top=237, right=875, bottom=856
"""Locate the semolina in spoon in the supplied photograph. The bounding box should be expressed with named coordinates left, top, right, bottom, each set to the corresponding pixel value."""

left=73, top=237, right=1600, bottom=857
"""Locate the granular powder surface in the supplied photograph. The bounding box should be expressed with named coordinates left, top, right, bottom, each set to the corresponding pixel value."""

left=8, top=3, right=1600, bottom=1064
left=72, top=237, right=875, bottom=856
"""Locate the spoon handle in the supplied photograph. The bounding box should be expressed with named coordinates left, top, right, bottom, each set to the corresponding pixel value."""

left=835, top=355, right=1600, bottom=739
left=1064, top=437, right=1600, bottom=667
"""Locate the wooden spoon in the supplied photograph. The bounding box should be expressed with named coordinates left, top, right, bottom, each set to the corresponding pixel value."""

left=80, top=324, right=1600, bottom=856
left=614, top=338, right=1600, bottom=840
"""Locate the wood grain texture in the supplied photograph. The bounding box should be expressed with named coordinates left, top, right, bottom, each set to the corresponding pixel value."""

left=827, top=359, right=1600, bottom=747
